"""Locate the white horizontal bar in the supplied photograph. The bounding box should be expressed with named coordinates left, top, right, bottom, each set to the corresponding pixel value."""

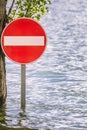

left=4, top=36, right=44, bottom=46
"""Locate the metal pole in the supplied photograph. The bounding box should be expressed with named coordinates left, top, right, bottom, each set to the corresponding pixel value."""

left=21, top=64, right=26, bottom=111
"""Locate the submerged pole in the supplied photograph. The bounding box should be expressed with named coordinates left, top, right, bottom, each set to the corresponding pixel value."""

left=21, top=64, right=26, bottom=111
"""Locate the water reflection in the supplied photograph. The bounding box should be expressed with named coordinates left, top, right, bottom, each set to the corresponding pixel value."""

left=0, top=106, right=38, bottom=130
left=0, top=105, right=6, bottom=125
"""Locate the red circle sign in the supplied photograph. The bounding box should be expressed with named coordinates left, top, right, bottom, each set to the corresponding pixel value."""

left=1, top=18, right=46, bottom=64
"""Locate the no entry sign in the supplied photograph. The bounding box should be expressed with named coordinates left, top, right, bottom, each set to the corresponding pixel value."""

left=1, top=18, right=46, bottom=64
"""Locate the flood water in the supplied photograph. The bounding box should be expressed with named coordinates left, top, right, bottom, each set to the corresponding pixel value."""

left=1, top=0, right=87, bottom=129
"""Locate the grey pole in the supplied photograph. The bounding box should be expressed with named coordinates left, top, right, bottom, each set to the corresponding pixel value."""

left=21, top=64, right=26, bottom=111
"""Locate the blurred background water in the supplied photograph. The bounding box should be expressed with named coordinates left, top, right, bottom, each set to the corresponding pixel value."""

left=1, top=0, right=87, bottom=129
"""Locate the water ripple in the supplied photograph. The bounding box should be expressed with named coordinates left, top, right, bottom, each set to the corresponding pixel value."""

left=1, top=0, right=87, bottom=129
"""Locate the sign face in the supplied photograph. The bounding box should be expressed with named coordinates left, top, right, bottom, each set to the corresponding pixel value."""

left=1, top=18, right=46, bottom=64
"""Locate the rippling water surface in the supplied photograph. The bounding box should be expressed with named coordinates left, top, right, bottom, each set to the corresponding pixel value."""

left=1, top=0, right=87, bottom=129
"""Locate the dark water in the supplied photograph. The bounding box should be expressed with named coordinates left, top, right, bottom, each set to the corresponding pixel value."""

left=1, top=0, right=87, bottom=129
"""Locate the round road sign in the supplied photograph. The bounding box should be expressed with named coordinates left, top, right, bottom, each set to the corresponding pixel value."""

left=1, top=18, right=46, bottom=64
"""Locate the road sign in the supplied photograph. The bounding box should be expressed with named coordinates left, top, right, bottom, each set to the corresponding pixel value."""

left=1, top=18, right=46, bottom=64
